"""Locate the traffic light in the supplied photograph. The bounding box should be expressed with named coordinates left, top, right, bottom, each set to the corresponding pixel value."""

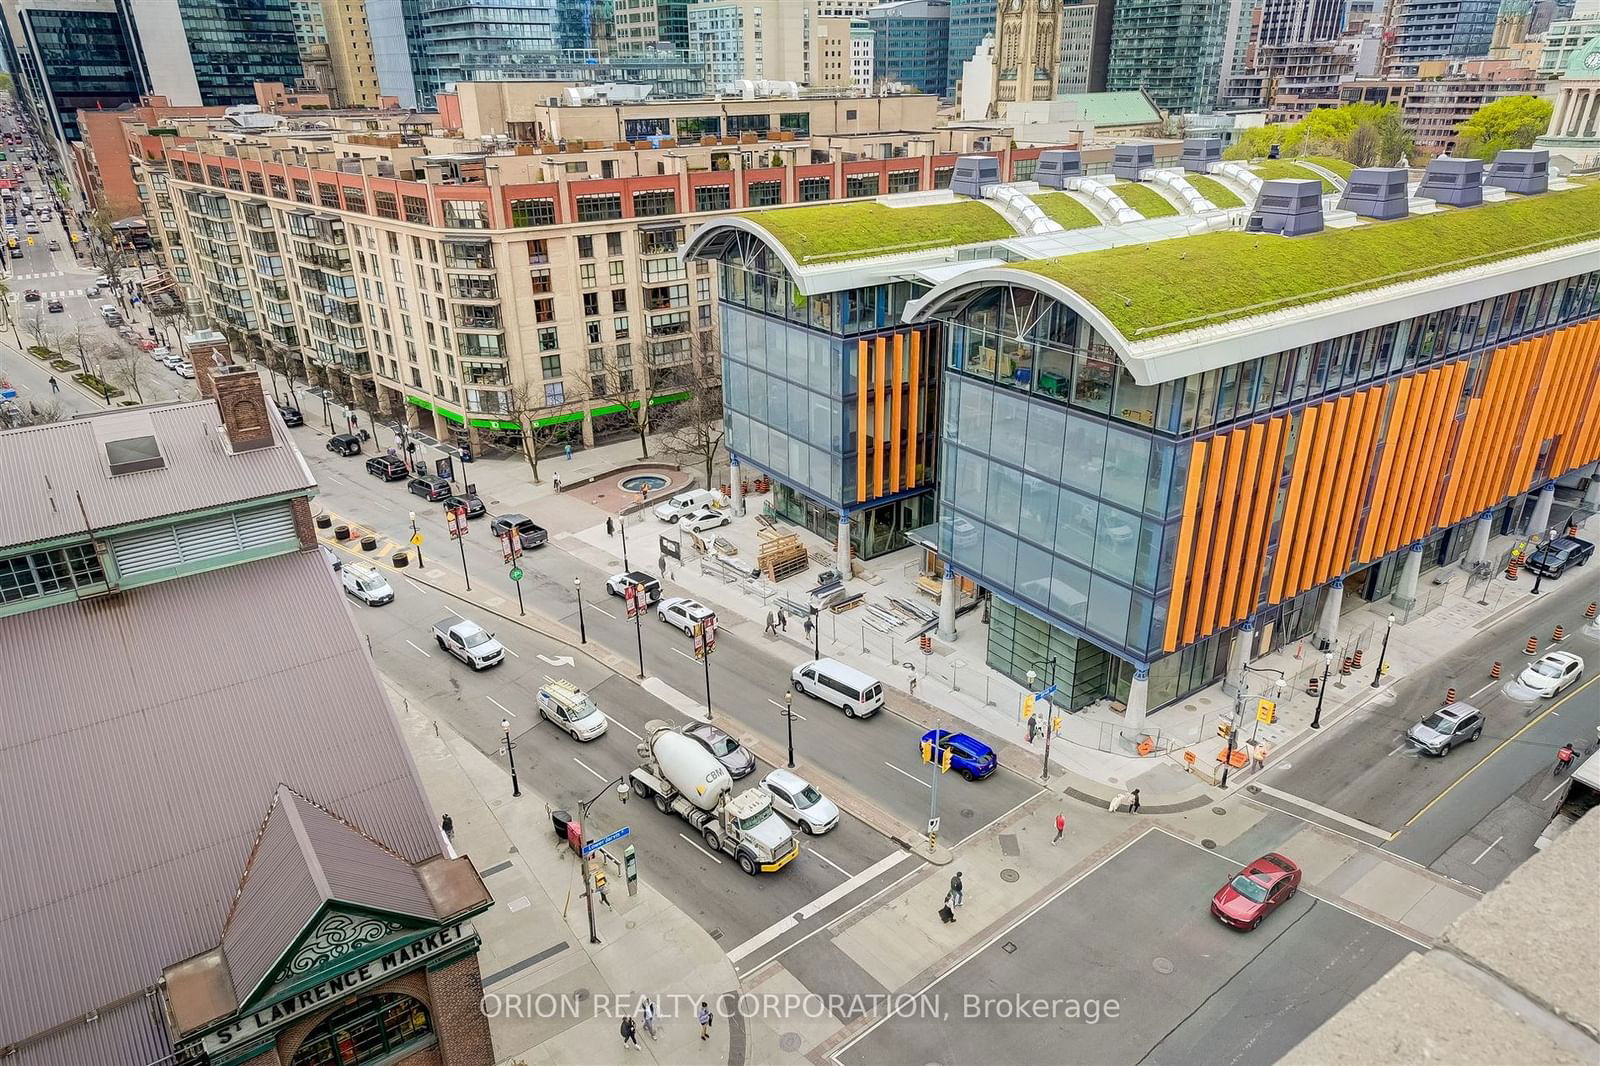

left=920, top=739, right=933, bottom=764
left=1023, top=693, right=1035, bottom=718
left=1051, top=715, right=1062, bottom=736
left=940, top=747, right=953, bottom=772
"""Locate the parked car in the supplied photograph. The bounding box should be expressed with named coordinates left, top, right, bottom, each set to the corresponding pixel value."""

left=275, top=403, right=304, bottom=427
left=606, top=570, right=662, bottom=603
left=45, top=299, right=61, bottom=312
left=657, top=596, right=714, bottom=635
left=46, top=239, right=57, bottom=250
left=1517, top=651, right=1585, bottom=698
left=653, top=489, right=723, bottom=523
left=442, top=493, right=485, bottom=518
left=22, top=288, right=38, bottom=300
left=174, top=362, right=195, bottom=379
left=431, top=617, right=505, bottom=670
left=679, top=507, right=731, bottom=534
left=341, top=562, right=395, bottom=606
left=683, top=721, right=755, bottom=779
left=762, top=769, right=839, bottom=835
left=1210, top=853, right=1302, bottom=930
left=325, top=432, right=362, bottom=456
left=1407, top=703, right=1485, bottom=756
left=162, top=354, right=185, bottom=370
left=1525, top=536, right=1594, bottom=578
left=407, top=474, right=452, bottom=501
left=921, top=729, right=998, bottom=781
left=488, top=512, right=547, bottom=549
left=366, top=455, right=408, bottom=481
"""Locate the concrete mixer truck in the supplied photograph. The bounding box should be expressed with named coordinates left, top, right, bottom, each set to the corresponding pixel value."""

left=629, top=719, right=799, bottom=876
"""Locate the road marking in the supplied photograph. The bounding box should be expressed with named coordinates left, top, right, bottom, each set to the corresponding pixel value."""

left=767, top=698, right=807, bottom=721
left=1387, top=744, right=1407, bottom=757
left=679, top=833, right=723, bottom=864
left=445, top=606, right=464, bottom=619
left=672, top=647, right=697, bottom=663
left=487, top=696, right=515, bottom=718
left=405, top=577, right=429, bottom=594
left=588, top=601, right=616, bottom=618
left=728, top=850, right=912, bottom=965
left=1469, top=679, right=1498, bottom=699
left=573, top=757, right=607, bottom=782
left=883, top=761, right=930, bottom=789
left=1541, top=780, right=1571, bottom=801
left=404, top=639, right=431, bottom=657
left=1471, top=835, right=1503, bottom=865
left=608, top=718, right=642, bottom=741
left=538, top=654, right=575, bottom=666
left=955, top=786, right=1049, bottom=852
left=1404, top=673, right=1600, bottom=829
left=503, top=647, right=519, bottom=658
left=809, top=849, right=851, bottom=878
left=1250, top=782, right=1395, bottom=840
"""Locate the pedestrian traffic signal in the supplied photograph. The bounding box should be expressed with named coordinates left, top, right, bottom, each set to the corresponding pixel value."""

left=1023, top=693, right=1035, bottom=718
left=920, top=739, right=933, bottom=764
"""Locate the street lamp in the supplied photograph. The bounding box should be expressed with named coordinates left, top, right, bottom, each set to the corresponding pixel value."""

left=502, top=719, right=521, bottom=798
left=575, top=578, right=587, bottom=644
left=784, top=690, right=795, bottom=768
left=1371, top=613, right=1395, bottom=688
left=409, top=511, right=424, bottom=567
left=1312, top=652, right=1333, bottom=728
left=809, top=606, right=820, bottom=660
left=574, top=776, right=631, bottom=946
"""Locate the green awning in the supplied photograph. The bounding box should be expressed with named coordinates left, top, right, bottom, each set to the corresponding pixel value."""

left=404, top=392, right=689, bottom=432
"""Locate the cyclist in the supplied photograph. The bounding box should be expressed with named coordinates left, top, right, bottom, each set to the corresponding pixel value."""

left=1555, top=742, right=1578, bottom=775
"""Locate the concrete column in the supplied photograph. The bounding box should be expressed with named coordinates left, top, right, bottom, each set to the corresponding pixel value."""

left=1315, top=577, right=1344, bottom=650
left=938, top=563, right=958, bottom=641
left=1583, top=474, right=1600, bottom=513
left=1224, top=618, right=1253, bottom=697
left=1549, top=90, right=1569, bottom=136
left=1391, top=541, right=1424, bottom=611
left=1125, top=665, right=1150, bottom=733
left=1527, top=482, right=1556, bottom=538
left=1468, top=509, right=1495, bottom=566
left=836, top=514, right=852, bottom=577
left=729, top=454, right=744, bottom=515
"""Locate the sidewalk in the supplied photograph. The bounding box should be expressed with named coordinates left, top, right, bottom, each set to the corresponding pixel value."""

left=384, top=676, right=739, bottom=1066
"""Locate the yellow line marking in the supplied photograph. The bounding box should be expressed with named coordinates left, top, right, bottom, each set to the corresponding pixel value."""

left=1401, top=672, right=1600, bottom=831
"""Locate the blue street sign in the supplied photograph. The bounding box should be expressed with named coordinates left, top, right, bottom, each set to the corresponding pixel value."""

left=582, top=826, right=630, bottom=856
left=1036, top=685, right=1058, bottom=700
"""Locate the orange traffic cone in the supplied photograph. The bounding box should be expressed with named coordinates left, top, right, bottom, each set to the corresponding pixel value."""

left=1525, top=635, right=1539, bottom=655
left=1443, top=688, right=1457, bottom=705
left=1352, top=649, right=1364, bottom=670
left=1553, top=624, right=1566, bottom=642
left=1506, top=561, right=1520, bottom=579
left=1587, top=602, right=1598, bottom=619
left=1489, top=661, right=1501, bottom=680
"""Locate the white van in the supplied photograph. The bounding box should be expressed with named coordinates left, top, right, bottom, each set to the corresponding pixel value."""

left=536, top=678, right=608, bottom=741
left=341, top=562, right=394, bottom=606
left=653, top=488, right=722, bottom=523
left=791, top=658, right=884, bottom=718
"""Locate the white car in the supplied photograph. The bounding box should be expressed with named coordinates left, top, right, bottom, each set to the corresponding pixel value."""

left=174, top=362, right=195, bottom=379
left=150, top=345, right=170, bottom=358
left=762, top=769, right=839, bottom=835
left=1518, top=651, right=1584, bottom=697
left=341, top=562, right=394, bottom=606
left=604, top=570, right=662, bottom=603
left=679, top=507, right=730, bottom=534
left=536, top=679, right=608, bottom=741
left=162, top=354, right=185, bottom=370
left=657, top=596, right=714, bottom=635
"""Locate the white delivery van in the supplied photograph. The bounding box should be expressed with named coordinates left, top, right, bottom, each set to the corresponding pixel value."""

left=536, top=678, right=609, bottom=741
left=790, top=658, right=884, bottom=718
left=341, top=562, right=394, bottom=606
left=653, top=488, right=722, bottom=523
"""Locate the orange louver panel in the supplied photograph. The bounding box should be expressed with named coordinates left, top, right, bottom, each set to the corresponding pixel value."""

left=873, top=336, right=887, bottom=498
left=1217, top=421, right=1267, bottom=630
left=906, top=330, right=921, bottom=490
left=1165, top=438, right=1210, bottom=652
left=1372, top=370, right=1434, bottom=558
left=1314, top=389, right=1369, bottom=585
left=1357, top=375, right=1413, bottom=562
left=1286, top=398, right=1336, bottom=598
left=1200, top=427, right=1249, bottom=635
left=1326, top=386, right=1385, bottom=583
left=1300, top=394, right=1355, bottom=591
left=1269, top=405, right=1319, bottom=604
left=1181, top=436, right=1229, bottom=647
left=1235, top=416, right=1287, bottom=625
left=889, top=332, right=904, bottom=492
left=1403, top=359, right=1468, bottom=548
left=856, top=340, right=869, bottom=503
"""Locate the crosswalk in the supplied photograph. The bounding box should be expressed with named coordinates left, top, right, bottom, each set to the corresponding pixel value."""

left=12, top=270, right=67, bottom=280
left=5, top=288, right=86, bottom=303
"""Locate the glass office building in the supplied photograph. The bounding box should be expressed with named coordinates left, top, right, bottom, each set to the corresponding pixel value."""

left=1104, top=0, right=1228, bottom=113
left=946, top=0, right=997, bottom=96
left=866, top=0, right=952, bottom=97
left=171, top=0, right=303, bottom=105
left=0, top=5, right=143, bottom=142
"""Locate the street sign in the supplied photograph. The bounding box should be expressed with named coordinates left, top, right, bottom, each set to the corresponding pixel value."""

left=660, top=535, right=681, bottom=561
left=582, top=826, right=630, bottom=856
left=1256, top=698, right=1277, bottom=724
left=1038, top=684, right=1059, bottom=700
left=625, top=583, right=643, bottom=619
left=501, top=531, right=522, bottom=562
left=409, top=532, right=423, bottom=546
left=693, top=621, right=705, bottom=660
left=509, top=566, right=524, bottom=582
left=927, top=817, right=940, bottom=834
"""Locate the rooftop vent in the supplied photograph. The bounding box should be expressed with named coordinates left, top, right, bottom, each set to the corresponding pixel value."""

left=1416, top=157, right=1483, bottom=207
left=1338, top=167, right=1409, bottom=220
left=950, top=155, right=1001, bottom=198
left=1181, top=138, right=1221, bottom=174
left=1112, top=143, right=1154, bottom=181
left=1035, top=150, right=1081, bottom=189
left=1246, top=178, right=1324, bottom=236
left=1486, top=148, right=1548, bottom=195
left=105, top=435, right=164, bottom=476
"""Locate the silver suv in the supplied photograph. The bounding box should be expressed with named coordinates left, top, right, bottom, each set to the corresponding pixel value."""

left=1407, top=704, right=1484, bottom=756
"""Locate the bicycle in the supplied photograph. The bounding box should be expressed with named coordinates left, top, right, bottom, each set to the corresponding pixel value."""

left=1554, top=744, right=1579, bottom=776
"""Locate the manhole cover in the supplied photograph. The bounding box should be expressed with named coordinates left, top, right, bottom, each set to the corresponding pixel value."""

left=1245, top=786, right=1261, bottom=795
left=1212, top=806, right=1228, bottom=815
left=1184, top=703, right=1199, bottom=712
left=1153, top=958, right=1174, bottom=975
left=1000, top=867, right=1020, bottom=883
left=779, top=1033, right=804, bottom=1053
left=1201, top=839, right=1217, bottom=849
left=1002, top=941, right=1018, bottom=954
left=961, top=807, right=974, bottom=819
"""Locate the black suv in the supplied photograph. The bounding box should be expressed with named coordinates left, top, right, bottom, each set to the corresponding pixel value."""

left=1526, top=536, right=1594, bottom=578
left=276, top=403, right=305, bottom=427
left=325, top=433, right=362, bottom=456
left=365, top=455, right=409, bottom=481
left=489, top=513, right=548, bottom=549
left=408, top=475, right=452, bottom=501
left=443, top=493, right=486, bottom=518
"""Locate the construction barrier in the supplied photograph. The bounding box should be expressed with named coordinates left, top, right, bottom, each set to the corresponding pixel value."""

left=1443, top=687, right=1457, bottom=705
left=1352, top=649, right=1364, bottom=670
left=1569, top=522, right=1580, bottom=537
left=1553, top=624, right=1566, bottom=642
left=1340, top=656, right=1353, bottom=675
left=1587, top=602, right=1598, bottom=619
left=1490, top=661, right=1501, bottom=680
left=1526, top=636, right=1539, bottom=655
left=1307, top=675, right=1321, bottom=696
left=1506, top=561, right=1520, bottom=579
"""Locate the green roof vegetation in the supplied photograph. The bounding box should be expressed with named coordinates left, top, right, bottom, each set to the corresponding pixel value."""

left=1184, top=175, right=1244, bottom=209
left=1028, top=192, right=1101, bottom=230
left=1111, top=181, right=1180, bottom=219
left=1015, top=180, right=1600, bottom=342
left=1251, top=160, right=1337, bottom=193
left=1300, top=156, right=1356, bottom=180
left=743, top=200, right=1016, bottom=265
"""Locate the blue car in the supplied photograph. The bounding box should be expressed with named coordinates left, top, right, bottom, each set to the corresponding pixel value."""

left=922, top=729, right=998, bottom=780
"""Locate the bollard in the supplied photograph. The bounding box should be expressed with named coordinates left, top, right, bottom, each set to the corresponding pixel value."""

left=1525, top=635, right=1539, bottom=655
left=1489, top=661, right=1501, bottom=680
left=1443, top=687, right=1457, bottom=705
left=1552, top=624, right=1566, bottom=642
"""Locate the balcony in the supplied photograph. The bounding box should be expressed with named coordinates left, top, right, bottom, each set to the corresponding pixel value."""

left=452, top=305, right=502, bottom=330
left=461, top=362, right=510, bottom=387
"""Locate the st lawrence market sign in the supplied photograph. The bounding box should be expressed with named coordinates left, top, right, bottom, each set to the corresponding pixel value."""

left=201, top=921, right=475, bottom=1055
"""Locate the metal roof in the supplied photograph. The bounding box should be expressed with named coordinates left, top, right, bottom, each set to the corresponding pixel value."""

left=0, top=399, right=315, bottom=550
left=0, top=551, right=441, bottom=1061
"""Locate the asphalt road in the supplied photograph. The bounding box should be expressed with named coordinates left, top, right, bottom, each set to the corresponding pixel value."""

left=835, top=829, right=1414, bottom=1066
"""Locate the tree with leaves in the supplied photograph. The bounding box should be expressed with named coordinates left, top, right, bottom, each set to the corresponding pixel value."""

left=1224, top=103, right=1413, bottom=165
left=658, top=329, right=725, bottom=488
left=84, top=206, right=131, bottom=289
left=1454, top=96, right=1552, bottom=160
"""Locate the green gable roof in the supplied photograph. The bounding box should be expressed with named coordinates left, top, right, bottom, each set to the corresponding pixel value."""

left=1017, top=180, right=1600, bottom=342
left=741, top=200, right=1017, bottom=266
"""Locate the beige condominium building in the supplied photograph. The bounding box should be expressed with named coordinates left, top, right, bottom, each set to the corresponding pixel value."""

left=149, top=93, right=1043, bottom=453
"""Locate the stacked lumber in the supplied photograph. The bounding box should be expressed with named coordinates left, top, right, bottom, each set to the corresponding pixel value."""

left=758, top=533, right=809, bottom=581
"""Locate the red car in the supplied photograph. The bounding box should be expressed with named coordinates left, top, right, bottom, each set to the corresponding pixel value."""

left=1210, top=852, right=1302, bottom=929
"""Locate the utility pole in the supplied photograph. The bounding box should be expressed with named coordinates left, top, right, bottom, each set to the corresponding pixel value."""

left=502, top=718, right=520, bottom=797
left=575, top=577, right=587, bottom=643
left=1311, top=652, right=1332, bottom=728
left=409, top=511, right=424, bottom=567
left=784, top=690, right=795, bottom=768
left=629, top=582, right=646, bottom=679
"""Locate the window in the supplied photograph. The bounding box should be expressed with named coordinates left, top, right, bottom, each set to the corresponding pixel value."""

left=0, top=544, right=105, bottom=603
left=317, top=182, right=340, bottom=208
left=613, top=316, right=631, bottom=339
left=510, top=198, right=555, bottom=227
left=452, top=274, right=497, bottom=299
left=633, top=188, right=677, bottom=216
left=607, top=232, right=624, bottom=256
left=293, top=179, right=312, bottom=204
left=270, top=175, right=289, bottom=200
left=545, top=382, right=566, bottom=405
left=779, top=112, right=811, bottom=135
left=374, top=191, right=398, bottom=219
left=799, top=177, right=830, bottom=201
left=443, top=200, right=487, bottom=229
left=534, top=298, right=555, bottom=322
left=749, top=180, right=782, bottom=206
left=342, top=186, right=366, bottom=214
left=289, top=993, right=433, bottom=1066
left=579, top=262, right=597, bottom=287
left=846, top=173, right=880, bottom=198
left=695, top=185, right=732, bottom=212
left=609, top=261, right=626, bottom=284
left=247, top=172, right=265, bottom=195
left=528, top=238, right=549, bottom=263
left=583, top=292, right=599, bottom=316
left=612, top=289, right=628, bottom=312
left=403, top=195, right=430, bottom=224
left=539, top=327, right=559, bottom=351
left=577, top=194, right=623, bottom=221
left=888, top=170, right=920, bottom=194
left=640, top=227, right=681, bottom=255
left=577, top=234, right=594, bottom=258
left=541, top=354, right=562, bottom=378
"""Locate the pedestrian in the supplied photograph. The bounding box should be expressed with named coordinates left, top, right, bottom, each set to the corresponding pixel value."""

left=657, top=554, right=666, bottom=577
left=949, top=871, right=964, bottom=907
left=606, top=516, right=615, bottom=538
left=552, top=474, right=561, bottom=492
left=1026, top=712, right=1038, bottom=744
left=1253, top=744, right=1267, bottom=771
left=620, top=1015, right=640, bottom=1051
left=47, top=375, right=58, bottom=392
left=1053, top=811, right=1066, bottom=845
left=939, top=896, right=956, bottom=924
left=1128, top=789, right=1141, bottom=813
left=440, top=813, right=453, bottom=839
left=564, top=443, right=573, bottom=461
left=765, top=610, right=778, bottom=635
left=803, top=614, right=814, bottom=640
left=697, top=1001, right=713, bottom=1041
left=641, top=998, right=660, bottom=1040
left=777, top=606, right=788, bottom=631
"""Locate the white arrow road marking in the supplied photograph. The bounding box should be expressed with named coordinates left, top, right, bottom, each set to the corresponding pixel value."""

left=538, top=654, right=576, bottom=666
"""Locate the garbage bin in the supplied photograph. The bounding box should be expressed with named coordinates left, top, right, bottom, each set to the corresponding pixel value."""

left=551, top=808, right=573, bottom=842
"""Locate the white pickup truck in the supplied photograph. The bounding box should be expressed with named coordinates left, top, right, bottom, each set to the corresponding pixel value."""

left=432, top=617, right=505, bottom=670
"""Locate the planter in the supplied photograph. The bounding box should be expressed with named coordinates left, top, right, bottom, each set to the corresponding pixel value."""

left=334, top=525, right=351, bottom=541
left=392, top=552, right=410, bottom=568
left=315, top=514, right=333, bottom=529
left=360, top=536, right=378, bottom=551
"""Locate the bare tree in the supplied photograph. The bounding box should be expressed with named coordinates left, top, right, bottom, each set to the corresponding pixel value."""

left=588, top=333, right=696, bottom=459
left=658, top=330, right=725, bottom=487
left=505, top=377, right=588, bottom=485
left=0, top=277, right=22, bottom=349
left=22, top=305, right=58, bottom=355
left=63, top=321, right=106, bottom=375
left=107, top=350, right=147, bottom=403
